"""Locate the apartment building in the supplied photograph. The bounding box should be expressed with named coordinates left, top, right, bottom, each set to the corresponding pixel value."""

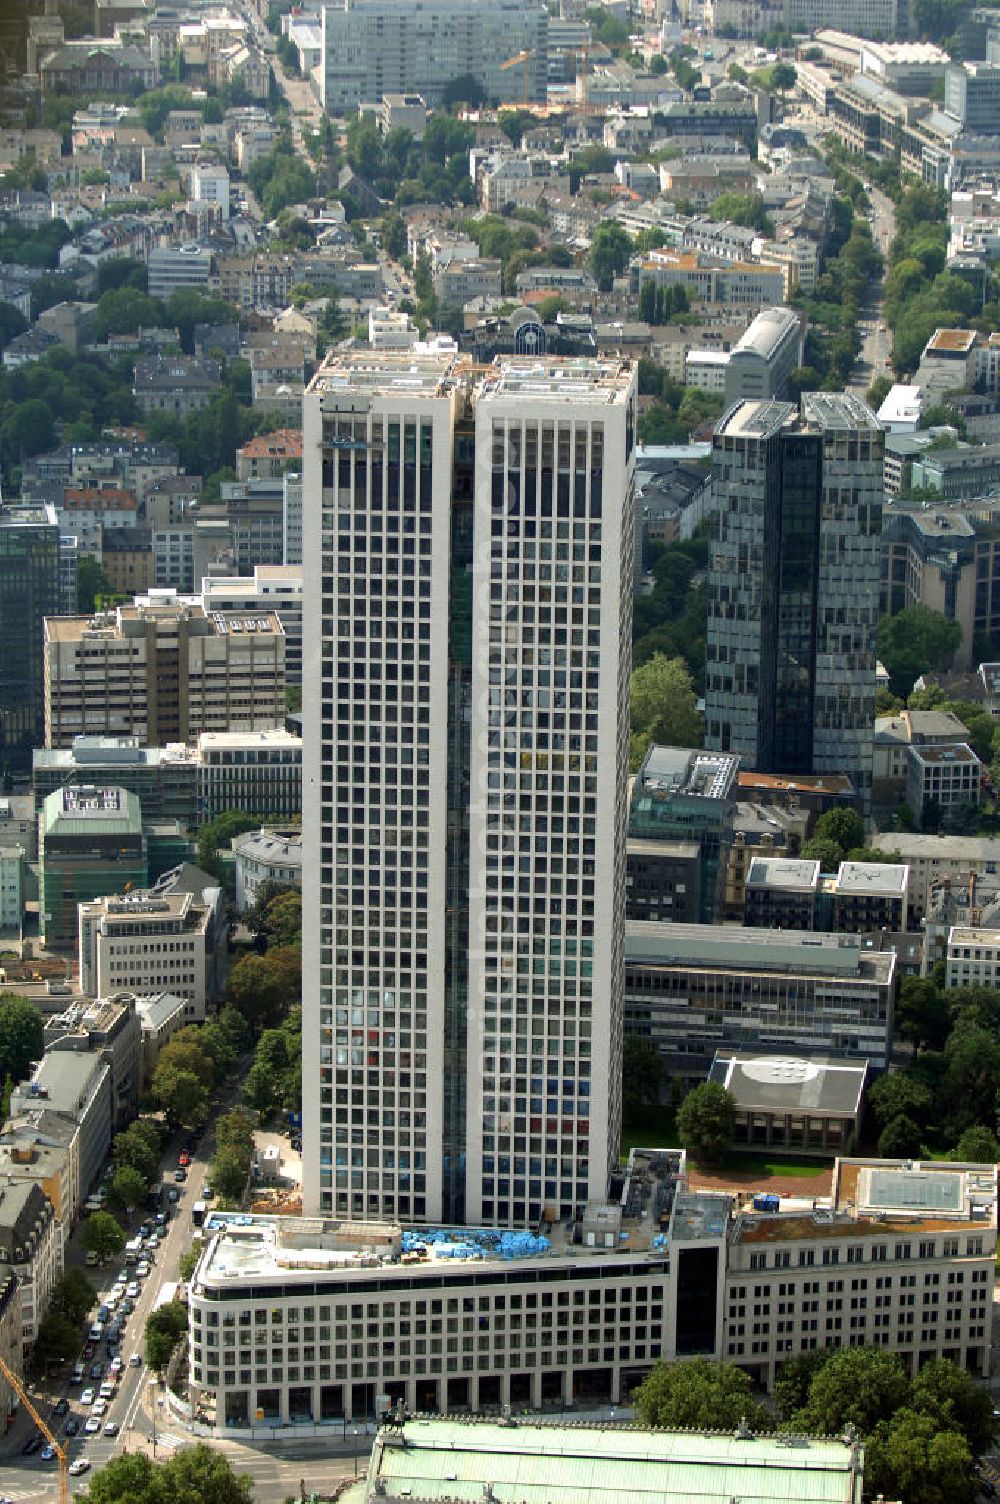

left=43, top=600, right=285, bottom=748
left=185, top=1152, right=995, bottom=1431
left=10, top=1051, right=112, bottom=1223
left=867, top=832, right=1000, bottom=919
left=0, top=1183, right=61, bottom=1353
left=624, top=921, right=895, bottom=1079
left=133, top=355, right=222, bottom=418
left=945, top=924, right=1000, bottom=989
left=320, top=0, right=548, bottom=110
left=43, top=996, right=141, bottom=1131
left=630, top=251, right=788, bottom=311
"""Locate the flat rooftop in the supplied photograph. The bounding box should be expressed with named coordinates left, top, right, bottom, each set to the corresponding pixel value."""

left=737, top=770, right=856, bottom=796
left=736, top=1158, right=997, bottom=1245
left=308, top=349, right=460, bottom=399
left=926, top=327, right=978, bottom=354
left=949, top=924, right=1000, bottom=945
left=746, top=857, right=820, bottom=891
left=636, top=745, right=740, bottom=801
left=910, top=742, right=979, bottom=765
left=197, top=1149, right=686, bottom=1289
left=834, top=861, right=908, bottom=896
left=709, top=1053, right=867, bottom=1115
left=369, top=1418, right=865, bottom=1504
left=626, top=920, right=895, bottom=983
left=479, top=356, right=634, bottom=404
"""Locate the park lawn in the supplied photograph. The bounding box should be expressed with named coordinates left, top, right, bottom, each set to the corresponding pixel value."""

left=694, top=1149, right=829, bottom=1179
left=620, top=1106, right=677, bottom=1161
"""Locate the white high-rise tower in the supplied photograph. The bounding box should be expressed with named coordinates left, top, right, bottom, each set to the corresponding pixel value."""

left=302, top=353, right=637, bottom=1227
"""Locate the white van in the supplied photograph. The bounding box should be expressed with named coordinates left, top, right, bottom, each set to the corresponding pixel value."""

left=124, top=1236, right=143, bottom=1264
left=88, top=1322, right=104, bottom=1342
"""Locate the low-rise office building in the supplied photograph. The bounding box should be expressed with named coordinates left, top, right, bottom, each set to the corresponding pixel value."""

left=363, top=1418, right=865, bottom=1504
left=44, top=601, right=286, bottom=749
left=945, top=924, right=1000, bottom=989
left=33, top=738, right=201, bottom=826
left=626, top=746, right=740, bottom=925
left=828, top=861, right=909, bottom=933
left=723, top=306, right=802, bottom=407
left=38, top=785, right=147, bottom=950
left=78, top=888, right=220, bottom=1022
left=624, top=921, right=895, bottom=1079
left=186, top=1153, right=994, bottom=1431
left=905, top=742, right=981, bottom=829
left=197, top=729, right=302, bottom=822
left=133, top=991, right=188, bottom=1087
left=868, top=831, right=1000, bottom=918
left=707, top=1053, right=867, bottom=1154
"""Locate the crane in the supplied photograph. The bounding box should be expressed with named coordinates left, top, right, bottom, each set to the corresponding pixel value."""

left=0, top=1353, right=69, bottom=1504
left=499, top=48, right=536, bottom=107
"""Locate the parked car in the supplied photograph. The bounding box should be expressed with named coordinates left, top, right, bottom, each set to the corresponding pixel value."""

left=89, top=1362, right=103, bottom=1380
left=92, top=1399, right=107, bottom=1418
left=65, top=1418, right=80, bottom=1437
left=80, top=1388, right=95, bottom=1406
left=167, top=1188, right=180, bottom=1203
left=178, top=1152, right=190, bottom=1168
left=99, top=1382, right=115, bottom=1400
left=129, top=1352, right=143, bottom=1367
left=103, top=1422, right=119, bottom=1437
left=173, top=1168, right=187, bottom=1182
left=53, top=1398, right=69, bottom=1416
left=84, top=1416, right=101, bottom=1434
left=136, top=1261, right=151, bottom=1279
left=69, top=1459, right=91, bottom=1476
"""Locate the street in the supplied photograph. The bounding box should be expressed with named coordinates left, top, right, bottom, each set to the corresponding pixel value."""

left=849, top=185, right=897, bottom=394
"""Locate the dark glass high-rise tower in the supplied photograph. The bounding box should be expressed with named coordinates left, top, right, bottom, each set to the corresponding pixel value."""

left=704, top=395, right=882, bottom=803
left=0, top=503, right=60, bottom=771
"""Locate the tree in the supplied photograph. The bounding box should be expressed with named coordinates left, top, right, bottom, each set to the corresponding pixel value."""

left=50, top=1269, right=97, bottom=1327
left=895, top=975, right=950, bottom=1052
left=866, top=1408, right=977, bottom=1504
left=151, top=1063, right=209, bottom=1130
left=793, top=1345, right=910, bottom=1437
left=909, top=1357, right=997, bottom=1457
left=774, top=1350, right=831, bottom=1419
left=0, top=302, right=27, bottom=353
left=589, top=222, right=634, bottom=292
left=225, top=946, right=301, bottom=1031
left=178, top=1245, right=200, bottom=1281
left=878, top=606, right=962, bottom=696
left=709, top=192, right=773, bottom=236
left=212, top=1145, right=251, bottom=1201
left=34, top=1310, right=81, bottom=1371
left=868, top=1070, right=933, bottom=1128
left=196, top=808, right=260, bottom=883
left=83, top=1211, right=126, bottom=1264
left=1, top=397, right=55, bottom=464
left=109, top=1165, right=148, bottom=1216
left=144, top=1300, right=188, bottom=1374
left=113, top=1120, right=162, bottom=1187
left=954, top=1124, right=1000, bottom=1163
left=676, top=1082, right=735, bottom=1165
left=212, top=1106, right=257, bottom=1201
left=635, top=1357, right=768, bottom=1431
left=0, top=994, right=43, bottom=1084
left=799, top=836, right=843, bottom=870
left=77, top=556, right=116, bottom=614
left=381, top=211, right=407, bottom=260
left=630, top=654, right=703, bottom=767
left=878, top=1113, right=924, bottom=1158
left=813, top=807, right=865, bottom=857
left=622, top=1036, right=665, bottom=1122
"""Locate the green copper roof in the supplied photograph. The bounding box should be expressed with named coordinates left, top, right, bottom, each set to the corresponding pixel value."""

left=370, top=1420, right=864, bottom=1504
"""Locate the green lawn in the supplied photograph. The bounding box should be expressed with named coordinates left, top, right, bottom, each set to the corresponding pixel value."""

left=620, top=1106, right=676, bottom=1162
left=694, top=1149, right=830, bottom=1179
